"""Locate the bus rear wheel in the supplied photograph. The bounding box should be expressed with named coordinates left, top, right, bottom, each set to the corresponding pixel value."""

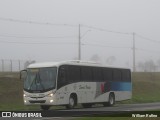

left=103, top=93, right=115, bottom=107
left=66, top=95, right=76, bottom=109
left=40, top=105, right=50, bottom=110
left=108, top=93, right=115, bottom=106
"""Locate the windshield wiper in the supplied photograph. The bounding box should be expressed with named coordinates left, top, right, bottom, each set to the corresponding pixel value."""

left=28, top=72, right=45, bottom=91
left=37, top=72, right=45, bottom=91
left=28, top=73, right=37, bottom=90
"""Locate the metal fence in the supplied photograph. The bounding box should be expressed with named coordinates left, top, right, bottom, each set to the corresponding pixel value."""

left=1, top=59, right=160, bottom=72
left=0, top=59, right=35, bottom=72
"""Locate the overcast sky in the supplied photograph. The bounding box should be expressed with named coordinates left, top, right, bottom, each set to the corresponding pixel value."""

left=0, top=0, right=160, bottom=68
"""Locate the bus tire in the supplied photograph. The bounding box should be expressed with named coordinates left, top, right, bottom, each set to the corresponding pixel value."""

left=103, top=93, right=115, bottom=107
left=108, top=93, right=115, bottom=106
left=40, top=105, right=50, bottom=110
left=66, top=95, right=76, bottom=109
left=82, top=103, right=92, bottom=108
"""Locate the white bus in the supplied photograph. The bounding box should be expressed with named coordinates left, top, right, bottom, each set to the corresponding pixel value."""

left=20, top=60, right=132, bottom=110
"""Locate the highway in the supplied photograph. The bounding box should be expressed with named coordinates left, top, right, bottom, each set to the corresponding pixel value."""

left=54, top=102, right=160, bottom=117
left=1, top=102, right=160, bottom=120
left=65, top=102, right=160, bottom=111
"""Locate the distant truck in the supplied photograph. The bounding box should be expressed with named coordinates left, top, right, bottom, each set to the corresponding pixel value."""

left=20, top=60, right=132, bottom=110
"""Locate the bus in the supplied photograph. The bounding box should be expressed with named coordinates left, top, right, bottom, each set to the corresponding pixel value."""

left=20, top=60, right=132, bottom=110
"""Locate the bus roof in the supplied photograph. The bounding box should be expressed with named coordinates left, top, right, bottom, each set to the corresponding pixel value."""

left=28, top=60, right=98, bottom=68
left=27, top=60, right=130, bottom=70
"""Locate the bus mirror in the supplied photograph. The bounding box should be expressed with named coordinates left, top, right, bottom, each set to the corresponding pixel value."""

left=20, top=70, right=27, bottom=80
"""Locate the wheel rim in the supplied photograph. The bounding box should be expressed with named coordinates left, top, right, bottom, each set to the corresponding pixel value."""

left=69, top=97, right=74, bottom=107
left=109, top=95, right=114, bottom=105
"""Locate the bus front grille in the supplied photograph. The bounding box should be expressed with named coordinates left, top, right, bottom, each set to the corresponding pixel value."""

left=29, top=100, right=46, bottom=103
left=30, top=97, right=44, bottom=98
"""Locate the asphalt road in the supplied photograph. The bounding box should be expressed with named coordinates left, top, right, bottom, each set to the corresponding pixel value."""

left=65, top=102, right=160, bottom=111
left=1, top=102, right=160, bottom=120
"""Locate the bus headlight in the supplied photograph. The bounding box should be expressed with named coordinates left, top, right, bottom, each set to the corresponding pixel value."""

left=47, top=93, right=53, bottom=97
left=50, top=100, right=54, bottom=103
left=23, top=94, right=26, bottom=97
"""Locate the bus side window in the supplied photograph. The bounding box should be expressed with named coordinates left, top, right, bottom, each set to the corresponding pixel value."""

left=103, top=68, right=112, bottom=82
left=68, top=66, right=80, bottom=83
left=58, top=66, right=67, bottom=89
left=93, top=67, right=103, bottom=82
left=113, top=69, right=121, bottom=81
left=122, top=69, right=131, bottom=82
left=81, top=67, right=92, bottom=82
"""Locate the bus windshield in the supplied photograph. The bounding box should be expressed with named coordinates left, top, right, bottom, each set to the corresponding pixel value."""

left=24, top=67, right=57, bottom=92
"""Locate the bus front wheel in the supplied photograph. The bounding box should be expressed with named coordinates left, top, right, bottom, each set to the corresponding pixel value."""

left=66, top=95, right=76, bottom=109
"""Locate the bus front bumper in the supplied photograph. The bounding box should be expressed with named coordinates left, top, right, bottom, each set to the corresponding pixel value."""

left=23, top=96, right=56, bottom=105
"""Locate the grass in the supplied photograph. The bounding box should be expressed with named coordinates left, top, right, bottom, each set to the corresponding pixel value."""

left=120, top=72, right=160, bottom=104
left=0, top=74, right=38, bottom=110
left=0, top=72, right=160, bottom=111
left=133, top=80, right=160, bottom=103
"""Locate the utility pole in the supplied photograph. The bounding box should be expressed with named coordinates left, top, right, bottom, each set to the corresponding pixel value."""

left=133, top=32, right=136, bottom=72
left=2, top=59, right=4, bottom=72
left=78, top=24, right=81, bottom=60
left=19, top=60, right=21, bottom=71
left=10, top=59, right=12, bottom=72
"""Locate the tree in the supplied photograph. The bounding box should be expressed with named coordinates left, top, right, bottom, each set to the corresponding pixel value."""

left=73, top=57, right=78, bottom=60
left=24, top=60, right=36, bottom=69
left=137, top=62, right=145, bottom=72
left=106, top=56, right=116, bottom=65
left=157, top=59, right=160, bottom=71
left=144, top=60, right=156, bottom=72
left=157, top=59, right=160, bottom=65
left=90, top=54, right=101, bottom=62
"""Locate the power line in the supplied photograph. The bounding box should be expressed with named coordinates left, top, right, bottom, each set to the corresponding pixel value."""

left=82, top=42, right=160, bottom=54
left=0, top=40, right=76, bottom=45
left=136, top=48, right=160, bottom=54
left=136, top=34, right=160, bottom=44
left=1, top=17, right=160, bottom=56
left=82, top=43, right=131, bottom=49
left=0, top=17, right=77, bottom=27
left=0, top=34, right=76, bottom=39
left=0, top=17, right=134, bottom=36
left=81, top=24, right=132, bottom=35
left=0, top=17, right=132, bottom=36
